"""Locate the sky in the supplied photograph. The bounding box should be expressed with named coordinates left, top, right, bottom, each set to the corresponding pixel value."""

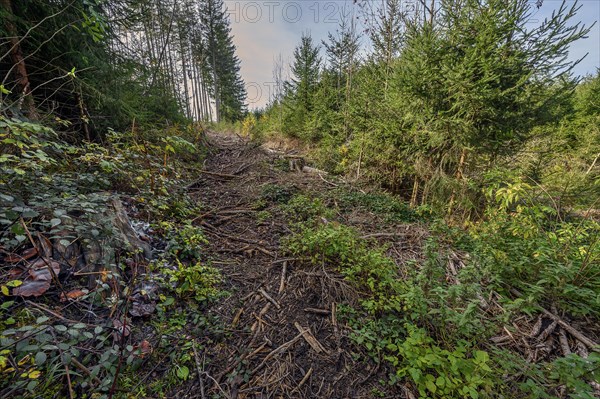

left=224, top=0, right=600, bottom=110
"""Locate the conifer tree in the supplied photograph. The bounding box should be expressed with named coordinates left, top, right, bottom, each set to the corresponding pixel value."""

left=289, top=32, right=321, bottom=113
left=198, top=0, right=246, bottom=122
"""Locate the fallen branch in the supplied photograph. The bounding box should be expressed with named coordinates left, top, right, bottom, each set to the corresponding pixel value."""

left=250, top=333, right=302, bottom=375
left=192, top=341, right=207, bottom=399
left=510, top=289, right=599, bottom=351
left=198, top=170, right=239, bottom=179
left=26, top=301, right=91, bottom=326
left=294, top=322, right=328, bottom=354
left=259, top=288, right=281, bottom=310
left=71, top=357, right=102, bottom=387
left=302, top=165, right=327, bottom=175
left=218, top=341, right=269, bottom=382
left=291, top=367, right=313, bottom=394
left=304, top=308, right=330, bottom=315
left=231, top=308, right=243, bottom=328
left=559, top=327, right=571, bottom=355
left=278, top=261, right=287, bottom=294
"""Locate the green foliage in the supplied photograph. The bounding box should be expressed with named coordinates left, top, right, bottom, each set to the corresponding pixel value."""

left=284, top=187, right=599, bottom=397
left=380, top=325, right=493, bottom=399
left=471, top=180, right=600, bottom=317
left=260, top=184, right=297, bottom=204
left=159, top=222, right=207, bottom=261
left=332, top=188, right=421, bottom=223
left=282, top=194, right=334, bottom=223
left=0, top=307, right=144, bottom=397
left=162, top=260, right=224, bottom=303
left=256, top=1, right=594, bottom=219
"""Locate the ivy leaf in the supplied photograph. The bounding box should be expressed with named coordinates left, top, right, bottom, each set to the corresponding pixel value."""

left=176, top=365, right=189, bottom=380
left=35, top=352, right=47, bottom=366
left=50, top=218, right=62, bottom=227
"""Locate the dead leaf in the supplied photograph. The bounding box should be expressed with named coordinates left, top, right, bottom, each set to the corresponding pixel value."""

left=12, top=280, right=51, bottom=297
left=134, top=340, right=153, bottom=358
left=8, top=267, right=24, bottom=278
left=4, top=247, right=38, bottom=263
left=112, top=319, right=131, bottom=338
left=60, top=289, right=87, bottom=302
left=11, top=259, right=61, bottom=297
left=28, top=260, right=60, bottom=282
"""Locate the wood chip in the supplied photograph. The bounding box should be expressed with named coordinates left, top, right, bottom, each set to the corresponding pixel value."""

left=278, top=261, right=287, bottom=294
left=258, top=288, right=281, bottom=310
left=304, top=308, right=330, bottom=315
left=291, top=367, right=313, bottom=394
left=294, top=322, right=328, bottom=354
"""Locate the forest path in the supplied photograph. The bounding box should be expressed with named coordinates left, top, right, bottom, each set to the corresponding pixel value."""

left=185, top=131, right=406, bottom=399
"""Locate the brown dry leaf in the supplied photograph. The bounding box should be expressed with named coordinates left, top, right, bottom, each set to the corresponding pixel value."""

left=60, top=289, right=87, bottom=302
left=28, top=260, right=60, bottom=282
left=8, top=267, right=24, bottom=278
left=134, top=340, right=153, bottom=358
left=11, top=259, right=61, bottom=297
left=112, top=319, right=131, bottom=337
left=12, top=280, right=51, bottom=297
left=4, top=247, right=38, bottom=263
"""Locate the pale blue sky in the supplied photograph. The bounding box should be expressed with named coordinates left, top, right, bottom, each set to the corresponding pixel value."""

left=225, top=0, right=600, bottom=109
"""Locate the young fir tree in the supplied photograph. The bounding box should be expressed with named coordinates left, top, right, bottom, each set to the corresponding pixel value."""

left=393, top=0, right=591, bottom=211
left=283, top=32, right=322, bottom=138
left=198, top=0, right=246, bottom=122
left=289, top=32, right=322, bottom=114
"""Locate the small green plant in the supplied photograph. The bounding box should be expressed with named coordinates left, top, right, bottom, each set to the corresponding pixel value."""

left=163, top=260, right=224, bottom=303
left=470, top=180, right=600, bottom=317
left=159, top=222, right=207, bottom=261
left=382, top=324, right=493, bottom=398
left=331, top=189, right=420, bottom=223
left=261, top=184, right=297, bottom=204
left=282, top=194, right=334, bottom=223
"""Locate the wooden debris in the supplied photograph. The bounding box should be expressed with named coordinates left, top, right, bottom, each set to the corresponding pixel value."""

left=231, top=307, right=243, bottom=327
left=250, top=333, right=303, bottom=375
left=331, top=302, right=337, bottom=327
left=558, top=327, right=571, bottom=355
left=259, top=288, right=281, bottom=310
left=199, top=169, right=239, bottom=179
left=530, top=316, right=543, bottom=337
left=511, top=288, right=599, bottom=351
left=291, top=367, right=313, bottom=394
left=537, top=319, right=557, bottom=342
left=192, top=341, right=207, bottom=399
left=294, top=322, right=328, bottom=354
left=304, top=307, right=330, bottom=315
left=302, top=165, right=327, bottom=175
left=278, top=261, right=287, bottom=294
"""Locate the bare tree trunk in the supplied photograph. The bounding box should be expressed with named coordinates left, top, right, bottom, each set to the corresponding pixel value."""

left=1, top=0, right=38, bottom=119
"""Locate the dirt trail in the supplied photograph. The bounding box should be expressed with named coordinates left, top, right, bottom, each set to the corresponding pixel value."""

left=184, top=132, right=406, bottom=399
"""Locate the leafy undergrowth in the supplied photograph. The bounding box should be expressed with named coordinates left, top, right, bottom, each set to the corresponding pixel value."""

left=0, top=118, right=228, bottom=398
left=282, top=187, right=600, bottom=398
left=1, top=121, right=598, bottom=398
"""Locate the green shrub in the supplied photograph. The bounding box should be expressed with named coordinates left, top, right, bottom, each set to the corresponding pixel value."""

left=163, top=260, right=223, bottom=303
